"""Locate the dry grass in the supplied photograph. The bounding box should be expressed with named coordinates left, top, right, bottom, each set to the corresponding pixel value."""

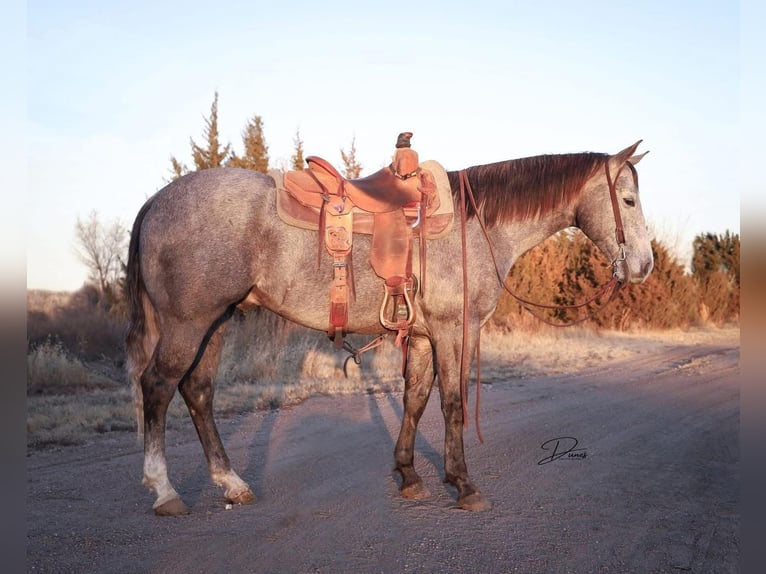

left=27, top=287, right=126, bottom=362
left=27, top=390, right=135, bottom=447
left=25, top=301, right=407, bottom=449
left=479, top=323, right=739, bottom=380
left=212, top=311, right=404, bottom=414
left=26, top=289, right=739, bottom=451
left=26, top=339, right=131, bottom=448
left=27, top=339, right=121, bottom=395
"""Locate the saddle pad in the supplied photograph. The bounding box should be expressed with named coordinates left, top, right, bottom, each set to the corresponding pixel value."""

left=275, top=160, right=454, bottom=239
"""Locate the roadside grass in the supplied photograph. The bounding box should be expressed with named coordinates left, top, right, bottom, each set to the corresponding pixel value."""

left=27, top=339, right=122, bottom=395
left=26, top=305, right=407, bottom=449
left=26, top=289, right=739, bottom=450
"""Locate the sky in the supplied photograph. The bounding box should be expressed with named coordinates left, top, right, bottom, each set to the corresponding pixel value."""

left=24, top=0, right=743, bottom=292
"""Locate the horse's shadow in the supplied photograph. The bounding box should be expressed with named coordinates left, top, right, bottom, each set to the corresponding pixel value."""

left=171, top=406, right=278, bottom=509
left=174, top=385, right=444, bottom=510
left=175, top=316, right=445, bottom=509
left=322, top=332, right=445, bottom=487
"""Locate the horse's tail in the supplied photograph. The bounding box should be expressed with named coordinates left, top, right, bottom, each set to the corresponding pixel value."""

left=125, top=196, right=159, bottom=438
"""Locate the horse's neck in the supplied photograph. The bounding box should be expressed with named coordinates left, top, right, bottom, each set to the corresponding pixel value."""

left=485, top=208, right=576, bottom=275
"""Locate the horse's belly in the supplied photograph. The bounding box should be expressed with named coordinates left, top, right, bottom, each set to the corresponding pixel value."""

left=266, top=287, right=386, bottom=335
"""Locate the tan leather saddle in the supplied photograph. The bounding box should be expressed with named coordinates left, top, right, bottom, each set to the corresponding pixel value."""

left=277, top=132, right=454, bottom=347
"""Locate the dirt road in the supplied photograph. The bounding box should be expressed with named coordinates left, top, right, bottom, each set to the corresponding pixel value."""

left=27, top=335, right=739, bottom=573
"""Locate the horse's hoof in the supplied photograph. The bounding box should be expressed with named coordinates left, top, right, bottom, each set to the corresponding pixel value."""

left=227, top=488, right=256, bottom=506
left=154, top=497, right=190, bottom=516
left=400, top=482, right=431, bottom=500
left=458, top=492, right=492, bottom=512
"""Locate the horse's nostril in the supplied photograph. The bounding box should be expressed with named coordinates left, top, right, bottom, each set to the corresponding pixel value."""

left=642, top=260, right=654, bottom=277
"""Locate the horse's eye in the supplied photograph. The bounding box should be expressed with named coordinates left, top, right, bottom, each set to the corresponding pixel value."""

left=623, top=197, right=636, bottom=207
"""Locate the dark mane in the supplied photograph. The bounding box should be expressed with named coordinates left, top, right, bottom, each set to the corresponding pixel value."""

left=447, top=152, right=608, bottom=227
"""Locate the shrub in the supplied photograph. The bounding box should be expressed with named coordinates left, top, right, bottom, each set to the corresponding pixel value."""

left=27, top=339, right=120, bottom=395
left=493, top=232, right=721, bottom=331
left=27, top=286, right=126, bottom=362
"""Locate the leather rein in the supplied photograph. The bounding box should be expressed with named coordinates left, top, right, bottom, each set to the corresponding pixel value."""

left=457, top=160, right=630, bottom=440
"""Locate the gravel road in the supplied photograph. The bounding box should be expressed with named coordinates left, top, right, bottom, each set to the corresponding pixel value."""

left=27, top=337, right=739, bottom=573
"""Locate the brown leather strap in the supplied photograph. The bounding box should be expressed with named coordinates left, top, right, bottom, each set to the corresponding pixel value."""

left=458, top=171, right=483, bottom=442
left=475, top=329, right=483, bottom=443
left=503, top=160, right=626, bottom=325
left=458, top=171, right=470, bottom=431
left=317, top=200, right=326, bottom=270
left=329, top=255, right=349, bottom=348
left=509, top=276, right=621, bottom=327
left=604, top=162, right=626, bottom=246
left=342, top=335, right=386, bottom=377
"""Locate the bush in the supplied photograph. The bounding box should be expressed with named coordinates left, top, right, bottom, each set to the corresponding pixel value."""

left=27, top=286, right=126, bottom=362
left=492, top=232, right=740, bottom=331
left=27, top=339, right=120, bottom=395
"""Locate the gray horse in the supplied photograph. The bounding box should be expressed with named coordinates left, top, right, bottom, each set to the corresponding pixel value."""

left=126, top=140, right=653, bottom=515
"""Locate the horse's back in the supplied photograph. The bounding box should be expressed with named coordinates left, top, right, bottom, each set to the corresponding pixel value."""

left=144, top=168, right=273, bottom=230
left=138, top=168, right=276, bottom=317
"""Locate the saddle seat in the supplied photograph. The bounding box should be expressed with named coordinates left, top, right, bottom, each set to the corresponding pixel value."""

left=304, top=155, right=424, bottom=213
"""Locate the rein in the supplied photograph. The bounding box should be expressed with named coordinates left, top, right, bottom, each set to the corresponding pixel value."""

left=456, top=160, right=629, bottom=439
left=502, top=161, right=628, bottom=325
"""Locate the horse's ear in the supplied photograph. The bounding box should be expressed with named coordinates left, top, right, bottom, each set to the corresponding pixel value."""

left=609, top=140, right=643, bottom=170
left=629, top=151, right=649, bottom=165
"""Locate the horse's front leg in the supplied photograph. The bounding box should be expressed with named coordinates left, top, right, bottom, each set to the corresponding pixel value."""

left=435, top=336, right=491, bottom=511
left=394, top=335, right=436, bottom=500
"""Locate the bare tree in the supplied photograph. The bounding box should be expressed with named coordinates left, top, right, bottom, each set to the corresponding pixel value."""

left=74, top=210, right=128, bottom=299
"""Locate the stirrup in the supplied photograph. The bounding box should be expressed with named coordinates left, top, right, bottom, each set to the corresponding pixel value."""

left=379, top=277, right=417, bottom=332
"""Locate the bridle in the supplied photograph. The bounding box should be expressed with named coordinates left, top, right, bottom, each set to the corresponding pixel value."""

left=604, top=159, right=628, bottom=259
left=458, top=159, right=632, bottom=328
left=456, top=159, right=633, bottom=439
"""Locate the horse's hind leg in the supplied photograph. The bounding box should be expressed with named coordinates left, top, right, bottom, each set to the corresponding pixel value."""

left=178, top=324, right=255, bottom=506
left=394, top=336, right=436, bottom=500
left=140, top=325, right=205, bottom=516
left=141, top=318, right=230, bottom=516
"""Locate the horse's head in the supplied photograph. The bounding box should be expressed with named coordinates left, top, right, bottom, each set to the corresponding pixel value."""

left=576, top=141, right=654, bottom=284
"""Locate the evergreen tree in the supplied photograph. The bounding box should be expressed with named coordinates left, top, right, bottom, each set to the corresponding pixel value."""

left=691, top=230, right=740, bottom=323
left=691, top=231, right=740, bottom=287
left=493, top=231, right=715, bottom=331
left=167, top=156, right=188, bottom=182
left=620, top=238, right=700, bottom=329
left=228, top=115, right=269, bottom=173
left=340, top=136, right=362, bottom=178
left=189, top=91, right=231, bottom=170
left=291, top=128, right=305, bottom=170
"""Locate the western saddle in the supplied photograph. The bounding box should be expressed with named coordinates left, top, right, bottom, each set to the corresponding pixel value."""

left=277, top=132, right=454, bottom=350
